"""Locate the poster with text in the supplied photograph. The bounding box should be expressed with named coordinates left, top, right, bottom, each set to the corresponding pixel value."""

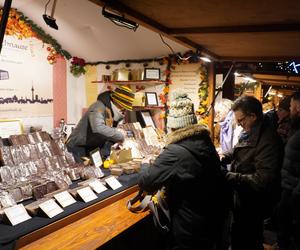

left=169, top=63, right=201, bottom=110
left=0, top=36, right=53, bottom=118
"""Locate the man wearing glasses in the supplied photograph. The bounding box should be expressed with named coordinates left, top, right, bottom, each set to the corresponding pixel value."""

left=221, top=95, right=283, bottom=250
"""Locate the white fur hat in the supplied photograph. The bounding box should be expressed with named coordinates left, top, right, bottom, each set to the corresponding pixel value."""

left=167, top=90, right=197, bottom=129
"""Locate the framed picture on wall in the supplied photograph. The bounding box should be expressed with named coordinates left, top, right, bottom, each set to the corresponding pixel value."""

left=140, top=110, right=156, bottom=128
left=144, top=68, right=160, bottom=80
left=145, top=92, right=158, bottom=106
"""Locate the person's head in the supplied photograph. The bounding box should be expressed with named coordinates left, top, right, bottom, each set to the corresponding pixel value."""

left=277, top=96, right=291, bottom=121
left=110, top=86, right=134, bottom=114
left=167, top=90, right=197, bottom=131
left=232, top=95, right=263, bottom=132
left=214, top=98, right=233, bottom=122
left=290, top=92, right=300, bottom=119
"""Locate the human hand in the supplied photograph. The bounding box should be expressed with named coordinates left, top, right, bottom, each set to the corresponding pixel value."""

left=225, top=172, right=241, bottom=185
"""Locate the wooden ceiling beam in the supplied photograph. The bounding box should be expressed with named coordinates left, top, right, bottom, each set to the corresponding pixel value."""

left=169, top=23, right=300, bottom=35
left=88, top=0, right=219, bottom=61
left=259, top=80, right=300, bottom=86
left=220, top=56, right=300, bottom=62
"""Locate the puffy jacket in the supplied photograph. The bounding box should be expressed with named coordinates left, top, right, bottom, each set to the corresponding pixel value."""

left=67, top=91, right=124, bottom=149
left=138, top=124, right=225, bottom=249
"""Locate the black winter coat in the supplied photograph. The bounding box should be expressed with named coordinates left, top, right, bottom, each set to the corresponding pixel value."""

left=281, top=128, right=300, bottom=221
left=138, top=124, right=225, bottom=250
left=223, top=119, right=283, bottom=217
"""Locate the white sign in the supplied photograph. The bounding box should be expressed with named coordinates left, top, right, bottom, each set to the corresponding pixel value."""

left=39, top=199, right=64, bottom=218
left=90, top=148, right=103, bottom=168
left=4, top=204, right=31, bottom=226
left=89, top=179, right=108, bottom=194
left=169, top=63, right=201, bottom=111
left=54, top=191, right=77, bottom=208
left=0, top=119, right=23, bottom=138
left=77, top=187, right=98, bottom=203
left=105, top=176, right=122, bottom=190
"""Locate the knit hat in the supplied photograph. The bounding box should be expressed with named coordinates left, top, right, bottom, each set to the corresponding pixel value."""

left=167, top=90, right=197, bottom=129
left=278, top=96, right=291, bottom=111
left=111, top=86, right=135, bottom=111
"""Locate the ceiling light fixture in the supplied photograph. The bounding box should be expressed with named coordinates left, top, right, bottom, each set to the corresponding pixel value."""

left=242, top=76, right=256, bottom=83
left=199, top=56, right=211, bottom=63
left=102, top=7, right=139, bottom=31
left=43, top=0, right=59, bottom=30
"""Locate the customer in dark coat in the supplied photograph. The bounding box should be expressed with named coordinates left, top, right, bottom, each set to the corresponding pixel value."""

left=139, top=91, right=225, bottom=250
left=221, top=95, right=283, bottom=250
left=277, top=92, right=300, bottom=250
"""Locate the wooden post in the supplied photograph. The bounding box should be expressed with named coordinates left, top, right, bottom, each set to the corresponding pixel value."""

left=207, top=63, right=215, bottom=139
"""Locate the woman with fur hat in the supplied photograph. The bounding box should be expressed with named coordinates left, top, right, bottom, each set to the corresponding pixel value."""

left=66, top=86, right=134, bottom=162
left=138, top=90, right=225, bottom=250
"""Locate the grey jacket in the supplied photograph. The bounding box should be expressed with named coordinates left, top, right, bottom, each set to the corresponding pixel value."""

left=67, top=93, right=124, bottom=148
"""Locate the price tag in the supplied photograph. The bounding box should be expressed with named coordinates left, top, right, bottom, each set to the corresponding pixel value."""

left=77, top=187, right=98, bottom=203
left=4, top=204, right=31, bottom=226
left=90, top=148, right=103, bottom=168
left=54, top=191, right=76, bottom=208
left=89, top=179, right=107, bottom=194
left=39, top=199, right=64, bottom=218
left=105, top=176, right=122, bottom=190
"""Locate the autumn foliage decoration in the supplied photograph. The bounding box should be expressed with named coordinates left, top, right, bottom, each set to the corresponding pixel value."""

left=0, top=8, right=71, bottom=63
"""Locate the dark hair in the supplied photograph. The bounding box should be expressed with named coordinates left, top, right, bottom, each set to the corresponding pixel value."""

left=292, top=91, right=300, bottom=101
left=232, top=95, right=263, bottom=120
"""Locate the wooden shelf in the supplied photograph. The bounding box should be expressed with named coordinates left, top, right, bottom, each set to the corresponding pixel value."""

left=91, top=80, right=165, bottom=86
left=133, top=106, right=165, bottom=110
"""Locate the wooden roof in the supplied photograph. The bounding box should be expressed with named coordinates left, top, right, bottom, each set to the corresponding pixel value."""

left=89, top=0, right=300, bottom=62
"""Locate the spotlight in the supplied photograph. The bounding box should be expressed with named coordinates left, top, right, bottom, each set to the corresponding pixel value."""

left=199, top=56, right=211, bottom=63
left=102, top=7, right=139, bottom=31
left=43, top=0, right=59, bottom=30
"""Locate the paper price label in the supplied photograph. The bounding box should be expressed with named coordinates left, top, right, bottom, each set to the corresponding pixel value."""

left=54, top=191, right=76, bottom=208
left=4, top=204, right=31, bottom=226
left=89, top=180, right=107, bottom=194
left=39, top=199, right=64, bottom=218
left=77, top=187, right=98, bottom=203
left=105, top=176, right=122, bottom=190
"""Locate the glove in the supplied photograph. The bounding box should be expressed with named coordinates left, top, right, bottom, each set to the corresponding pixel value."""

left=220, top=163, right=228, bottom=177
left=225, top=172, right=242, bottom=186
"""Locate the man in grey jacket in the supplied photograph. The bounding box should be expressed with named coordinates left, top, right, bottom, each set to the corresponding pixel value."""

left=66, top=86, right=134, bottom=162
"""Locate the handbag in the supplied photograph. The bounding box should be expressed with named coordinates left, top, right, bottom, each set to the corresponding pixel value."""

left=127, top=187, right=171, bottom=233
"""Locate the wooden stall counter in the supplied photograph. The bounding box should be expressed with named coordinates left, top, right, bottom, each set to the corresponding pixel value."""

left=16, top=186, right=149, bottom=250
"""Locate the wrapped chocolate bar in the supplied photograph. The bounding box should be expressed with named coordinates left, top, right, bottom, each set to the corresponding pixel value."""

left=32, top=132, right=43, bottom=143
left=21, top=144, right=31, bottom=162
left=33, top=159, right=47, bottom=173
left=110, top=167, right=123, bottom=176
left=26, top=133, right=36, bottom=144
left=65, top=151, right=76, bottom=165
left=0, top=166, right=14, bottom=183
left=28, top=144, right=39, bottom=161
left=53, top=176, right=69, bottom=190
left=58, top=155, right=69, bottom=168
left=0, top=146, right=14, bottom=166
left=0, top=192, right=16, bottom=208
left=18, top=134, right=29, bottom=145
left=123, top=165, right=135, bottom=175
left=10, top=145, right=25, bottom=165
left=9, top=135, right=19, bottom=145
left=0, top=137, right=4, bottom=148
left=26, top=162, right=38, bottom=175
left=32, top=183, right=48, bottom=200
left=8, top=187, right=23, bottom=203
left=50, top=140, right=64, bottom=156
left=80, top=166, right=98, bottom=180
left=40, top=131, right=51, bottom=141
left=38, top=142, right=53, bottom=158
left=43, top=157, right=53, bottom=171
left=20, top=184, right=33, bottom=200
